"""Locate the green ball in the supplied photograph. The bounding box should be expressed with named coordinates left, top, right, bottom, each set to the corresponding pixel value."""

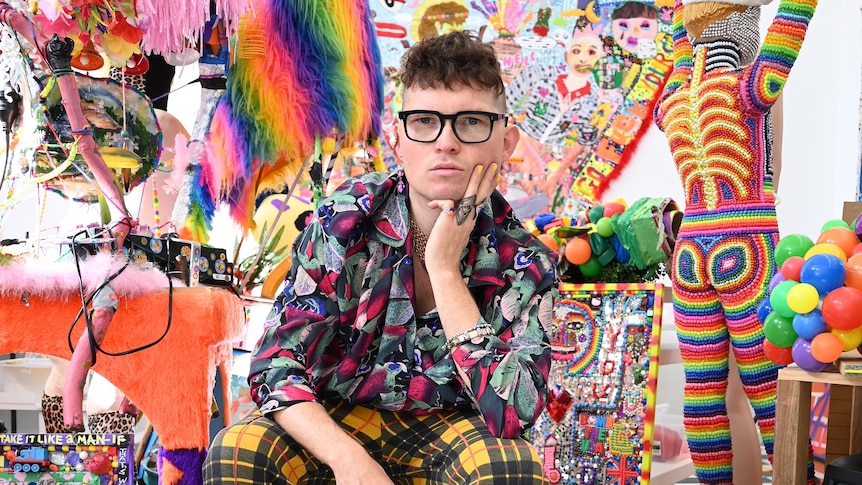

left=821, top=219, right=851, bottom=232
left=774, top=234, right=815, bottom=267
left=579, top=255, right=603, bottom=278
left=769, top=280, right=799, bottom=318
left=596, top=217, right=614, bottom=237
left=763, top=311, right=799, bottom=348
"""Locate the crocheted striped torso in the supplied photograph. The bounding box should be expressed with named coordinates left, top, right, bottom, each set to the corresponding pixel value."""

left=656, top=0, right=817, bottom=235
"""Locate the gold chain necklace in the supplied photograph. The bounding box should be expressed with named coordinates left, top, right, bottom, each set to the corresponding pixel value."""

left=410, top=218, right=427, bottom=263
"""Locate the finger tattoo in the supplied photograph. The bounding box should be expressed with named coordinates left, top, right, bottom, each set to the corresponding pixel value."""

left=455, top=195, right=476, bottom=225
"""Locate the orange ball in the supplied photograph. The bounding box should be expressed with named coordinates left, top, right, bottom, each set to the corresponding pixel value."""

left=846, top=253, right=862, bottom=291
left=538, top=233, right=558, bottom=251
left=565, top=237, right=592, bottom=265
left=810, top=332, right=844, bottom=364
left=817, top=227, right=859, bottom=260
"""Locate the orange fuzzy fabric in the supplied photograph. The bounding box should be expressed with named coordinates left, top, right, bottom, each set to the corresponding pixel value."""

left=0, top=287, right=244, bottom=454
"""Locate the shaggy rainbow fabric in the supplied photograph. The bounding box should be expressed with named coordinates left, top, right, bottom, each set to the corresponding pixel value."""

left=190, top=0, right=384, bottom=234
left=654, top=0, right=817, bottom=483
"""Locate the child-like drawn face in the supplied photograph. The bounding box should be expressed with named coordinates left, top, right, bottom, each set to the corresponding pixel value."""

left=565, top=36, right=605, bottom=74
left=612, top=16, right=657, bottom=54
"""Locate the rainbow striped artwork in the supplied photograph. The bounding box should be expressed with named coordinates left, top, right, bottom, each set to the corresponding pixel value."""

left=531, top=283, right=664, bottom=485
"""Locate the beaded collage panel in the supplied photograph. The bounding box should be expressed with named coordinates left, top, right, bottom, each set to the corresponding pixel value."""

left=530, top=283, right=663, bottom=485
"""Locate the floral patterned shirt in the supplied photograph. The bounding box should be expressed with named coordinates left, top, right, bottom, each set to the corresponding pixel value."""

left=249, top=170, right=557, bottom=438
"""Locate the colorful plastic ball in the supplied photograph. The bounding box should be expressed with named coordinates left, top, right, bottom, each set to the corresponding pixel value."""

left=791, top=338, right=832, bottom=372
left=781, top=256, right=805, bottom=282
left=757, top=298, right=773, bottom=324
left=787, top=283, right=819, bottom=314
left=537, top=233, right=558, bottom=251
left=822, top=286, right=862, bottom=331
left=769, top=280, right=799, bottom=318
left=763, top=339, right=795, bottom=365
left=844, top=253, right=862, bottom=291
left=800, top=254, right=846, bottom=295
left=588, top=206, right=605, bottom=224
left=817, top=227, right=858, bottom=260
left=768, top=272, right=786, bottom=293
left=565, top=238, right=592, bottom=265
left=595, top=217, right=614, bottom=237
left=603, top=202, right=626, bottom=218
left=855, top=212, right=862, bottom=239
left=774, top=234, right=815, bottom=267
left=763, top=312, right=798, bottom=348
left=810, top=332, right=844, bottom=364
left=821, top=219, right=851, bottom=233
left=805, top=242, right=848, bottom=262
left=579, top=256, right=603, bottom=278
left=851, top=243, right=862, bottom=257
left=831, top=326, right=862, bottom=352
left=792, top=309, right=827, bottom=340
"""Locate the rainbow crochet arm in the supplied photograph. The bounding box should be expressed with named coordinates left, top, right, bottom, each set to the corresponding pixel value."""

left=742, top=0, right=817, bottom=112
left=655, top=0, right=693, bottom=127
left=666, top=0, right=694, bottom=93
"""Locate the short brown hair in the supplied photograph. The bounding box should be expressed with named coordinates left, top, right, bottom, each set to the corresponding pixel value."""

left=400, top=30, right=506, bottom=108
left=612, top=1, right=658, bottom=20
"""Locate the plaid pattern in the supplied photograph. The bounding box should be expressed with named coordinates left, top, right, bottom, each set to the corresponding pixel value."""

left=203, top=402, right=547, bottom=484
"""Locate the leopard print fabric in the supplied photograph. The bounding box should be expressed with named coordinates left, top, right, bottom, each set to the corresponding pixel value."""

left=41, top=394, right=65, bottom=433
left=88, top=411, right=136, bottom=434
left=41, top=394, right=136, bottom=433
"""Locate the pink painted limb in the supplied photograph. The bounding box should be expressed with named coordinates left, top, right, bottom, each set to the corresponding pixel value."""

left=63, top=306, right=116, bottom=431
left=0, top=7, right=133, bottom=219
left=118, top=396, right=138, bottom=416
left=53, top=60, right=131, bottom=218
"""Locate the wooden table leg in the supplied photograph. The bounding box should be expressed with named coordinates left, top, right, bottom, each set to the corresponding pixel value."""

left=775, top=379, right=812, bottom=485
left=851, top=386, right=862, bottom=454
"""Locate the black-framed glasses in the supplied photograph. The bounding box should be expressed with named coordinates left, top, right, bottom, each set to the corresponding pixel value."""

left=398, top=110, right=508, bottom=144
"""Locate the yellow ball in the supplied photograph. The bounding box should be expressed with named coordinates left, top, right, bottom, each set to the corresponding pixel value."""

left=787, top=283, right=820, bottom=314
left=831, top=327, right=862, bottom=351
left=805, top=242, right=848, bottom=262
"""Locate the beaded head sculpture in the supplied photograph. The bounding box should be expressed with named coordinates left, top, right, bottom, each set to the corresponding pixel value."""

left=684, top=1, right=762, bottom=66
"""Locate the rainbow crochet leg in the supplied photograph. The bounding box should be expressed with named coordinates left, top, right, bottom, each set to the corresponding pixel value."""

left=672, top=233, right=781, bottom=484
left=673, top=284, right=733, bottom=484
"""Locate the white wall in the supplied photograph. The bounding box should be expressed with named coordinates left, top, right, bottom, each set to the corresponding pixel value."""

left=604, top=0, right=862, bottom=239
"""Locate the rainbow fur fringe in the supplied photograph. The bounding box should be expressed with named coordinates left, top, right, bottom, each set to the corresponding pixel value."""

left=185, top=0, right=384, bottom=238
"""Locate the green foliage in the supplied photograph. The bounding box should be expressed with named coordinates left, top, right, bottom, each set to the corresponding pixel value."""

left=234, top=222, right=289, bottom=292
left=560, top=257, right=667, bottom=284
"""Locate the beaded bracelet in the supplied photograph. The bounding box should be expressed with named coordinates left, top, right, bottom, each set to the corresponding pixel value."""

left=442, top=323, right=495, bottom=352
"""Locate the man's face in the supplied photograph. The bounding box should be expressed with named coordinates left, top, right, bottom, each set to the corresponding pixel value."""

left=565, top=36, right=604, bottom=73
left=612, top=16, right=657, bottom=54
left=394, top=85, right=519, bottom=206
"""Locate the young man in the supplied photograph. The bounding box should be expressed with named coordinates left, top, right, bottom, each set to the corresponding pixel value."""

left=203, top=30, right=558, bottom=484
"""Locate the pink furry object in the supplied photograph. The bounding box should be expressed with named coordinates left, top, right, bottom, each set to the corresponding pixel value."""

left=0, top=253, right=183, bottom=301
left=163, top=133, right=193, bottom=194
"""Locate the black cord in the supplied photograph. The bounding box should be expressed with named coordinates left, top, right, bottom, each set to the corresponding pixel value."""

left=67, top=229, right=174, bottom=364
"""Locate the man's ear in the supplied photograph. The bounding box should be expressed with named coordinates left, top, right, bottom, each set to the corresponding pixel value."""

left=390, top=126, right=402, bottom=163
left=502, top=123, right=521, bottom=162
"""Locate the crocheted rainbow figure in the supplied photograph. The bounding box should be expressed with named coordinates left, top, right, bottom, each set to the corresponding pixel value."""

left=654, top=0, right=817, bottom=483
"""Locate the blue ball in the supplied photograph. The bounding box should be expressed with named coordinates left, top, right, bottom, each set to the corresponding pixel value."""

left=800, top=254, right=846, bottom=295
left=792, top=309, right=827, bottom=340
left=757, top=298, right=773, bottom=324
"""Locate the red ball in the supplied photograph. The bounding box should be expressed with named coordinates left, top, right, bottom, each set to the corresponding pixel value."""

left=781, top=256, right=805, bottom=282
left=763, top=339, right=794, bottom=366
left=822, top=286, right=862, bottom=331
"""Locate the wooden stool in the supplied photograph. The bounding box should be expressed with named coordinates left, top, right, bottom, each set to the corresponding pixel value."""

left=774, top=367, right=862, bottom=485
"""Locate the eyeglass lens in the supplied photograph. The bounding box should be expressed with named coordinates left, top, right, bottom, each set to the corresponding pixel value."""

left=404, top=112, right=494, bottom=143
